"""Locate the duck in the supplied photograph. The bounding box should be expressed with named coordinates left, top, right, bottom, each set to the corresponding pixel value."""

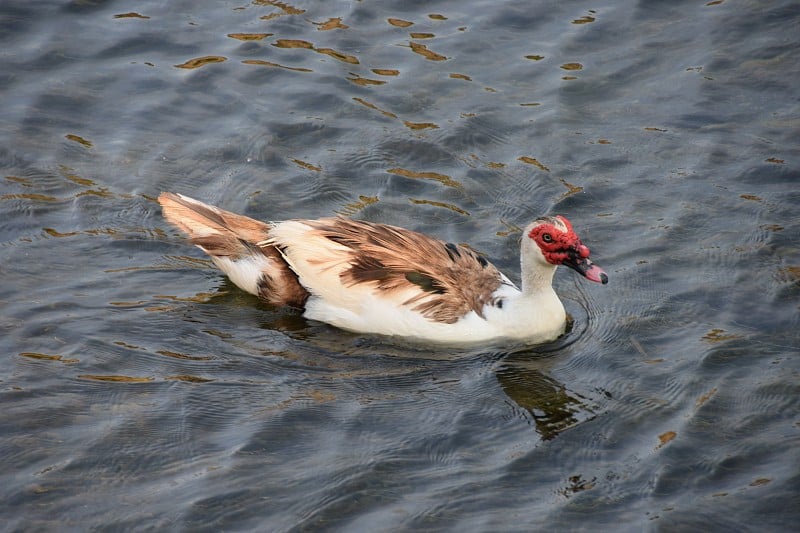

left=158, top=192, right=607, bottom=345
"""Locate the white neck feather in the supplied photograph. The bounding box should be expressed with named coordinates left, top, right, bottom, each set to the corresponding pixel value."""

left=519, top=233, right=557, bottom=295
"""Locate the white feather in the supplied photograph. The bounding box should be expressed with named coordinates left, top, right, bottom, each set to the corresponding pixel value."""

left=206, top=254, right=271, bottom=296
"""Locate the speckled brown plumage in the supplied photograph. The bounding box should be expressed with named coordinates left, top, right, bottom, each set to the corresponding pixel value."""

left=303, top=217, right=506, bottom=323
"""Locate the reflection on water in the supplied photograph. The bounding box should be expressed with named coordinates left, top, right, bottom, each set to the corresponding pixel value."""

left=1, top=0, right=799, bottom=530
left=496, top=357, right=597, bottom=441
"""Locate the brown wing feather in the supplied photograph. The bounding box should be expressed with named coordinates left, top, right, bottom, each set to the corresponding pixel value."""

left=158, top=193, right=308, bottom=307
left=306, top=218, right=505, bottom=323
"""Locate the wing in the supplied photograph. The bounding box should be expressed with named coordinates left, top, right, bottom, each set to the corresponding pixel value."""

left=268, top=217, right=508, bottom=324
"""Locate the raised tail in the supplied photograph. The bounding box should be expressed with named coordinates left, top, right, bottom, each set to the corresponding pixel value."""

left=158, top=192, right=272, bottom=250
left=158, top=192, right=309, bottom=307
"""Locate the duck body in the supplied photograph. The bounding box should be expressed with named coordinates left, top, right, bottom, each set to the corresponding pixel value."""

left=158, top=192, right=607, bottom=345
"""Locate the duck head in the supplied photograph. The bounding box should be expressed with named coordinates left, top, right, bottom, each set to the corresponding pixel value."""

left=527, top=215, right=608, bottom=284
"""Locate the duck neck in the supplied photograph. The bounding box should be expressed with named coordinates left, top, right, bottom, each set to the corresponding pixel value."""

left=520, top=248, right=557, bottom=296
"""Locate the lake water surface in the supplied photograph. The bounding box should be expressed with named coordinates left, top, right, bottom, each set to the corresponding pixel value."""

left=1, top=0, right=798, bottom=531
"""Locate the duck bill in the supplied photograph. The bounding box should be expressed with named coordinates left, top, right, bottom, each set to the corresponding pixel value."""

left=563, top=256, right=608, bottom=284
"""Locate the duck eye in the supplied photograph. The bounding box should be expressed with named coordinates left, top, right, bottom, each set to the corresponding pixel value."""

left=542, top=233, right=553, bottom=243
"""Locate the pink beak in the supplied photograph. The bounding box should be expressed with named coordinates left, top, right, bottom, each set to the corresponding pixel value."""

left=563, top=245, right=608, bottom=284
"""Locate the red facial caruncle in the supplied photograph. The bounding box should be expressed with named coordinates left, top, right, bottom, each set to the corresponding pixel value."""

left=528, top=216, right=587, bottom=264
left=528, top=215, right=608, bottom=284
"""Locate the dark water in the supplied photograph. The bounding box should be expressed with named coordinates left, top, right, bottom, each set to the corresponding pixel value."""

left=2, top=0, right=799, bottom=530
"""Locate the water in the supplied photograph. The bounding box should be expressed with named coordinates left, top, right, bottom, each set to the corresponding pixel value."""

left=1, top=0, right=798, bottom=530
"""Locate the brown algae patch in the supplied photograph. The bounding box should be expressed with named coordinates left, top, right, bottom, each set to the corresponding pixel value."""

left=657, top=430, right=677, bottom=449
left=387, top=168, right=462, bottom=189
left=19, top=352, right=79, bottom=364
left=114, top=12, right=150, bottom=19
left=701, top=328, right=741, bottom=343
left=409, top=42, right=447, bottom=61
left=175, top=56, right=227, bottom=69
left=518, top=156, right=550, bottom=172
left=409, top=199, right=469, bottom=216
left=65, top=134, right=93, bottom=147
left=388, top=18, right=413, bottom=27
left=79, top=375, right=154, bottom=383
left=314, top=17, right=348, bottom=30
left=228, top=33, right=272, bottom=41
